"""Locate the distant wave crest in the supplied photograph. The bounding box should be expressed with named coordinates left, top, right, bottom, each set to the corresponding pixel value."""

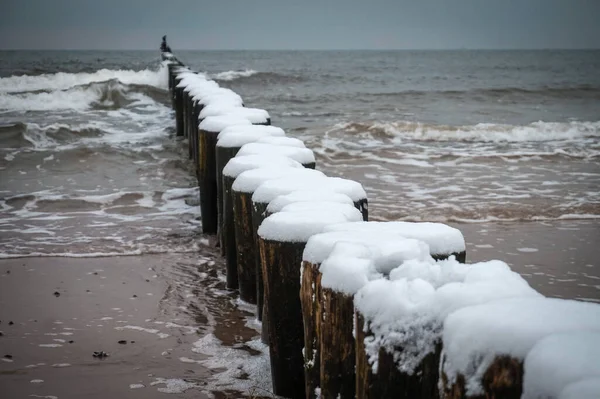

left=330, top=120, right=600, bottom=143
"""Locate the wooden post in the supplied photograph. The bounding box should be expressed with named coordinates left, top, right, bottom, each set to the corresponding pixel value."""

left=232, top=190, right=256, bottom=301
left=224, top=155, right=304, bottom=307
left=216, top=146, right=241, bottom=281
left=198, top=129, right=218, bottom=233
left=300, top=261, right=322, bottom=399
left=353, top=250, right=465, bottom=399
left=356, top=309, right=443, bottom=399
left=223, top=174, right=238, bottom=288
left=440, top=356, right=523, bottom=399
left=198, top=117, right=251, bottom=234
left=192, top=100, right=202, bottom=166
left=174, top=83, right=184, bottom=137
left=216, top=126, right=287, bottom=282
left=257, top=208, right=363, bottom=399
left=319, top=288, right=356, bottom=399
left=259, top=237, right=307, bottom=398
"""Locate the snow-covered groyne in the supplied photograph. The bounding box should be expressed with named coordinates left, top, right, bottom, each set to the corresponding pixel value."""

left=163, top=50, right=600, bottom=399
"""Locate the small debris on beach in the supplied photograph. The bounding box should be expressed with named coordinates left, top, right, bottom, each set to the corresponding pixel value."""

left=4, top=354, right=13, bottom=359
left=53, top=291, right=60, bottom=297
left=93, top=351, right=109, bottom=359
left=132, top=294, right=137, bottom=298
left=8, top=321, right=14, bottom=325
left=118, top=340, right=127, bottom=344
left=68, top=340, right=74, bottom=344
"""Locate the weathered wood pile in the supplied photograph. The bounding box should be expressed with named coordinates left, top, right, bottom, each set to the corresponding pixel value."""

left=163, top=52, right=600, bottom=399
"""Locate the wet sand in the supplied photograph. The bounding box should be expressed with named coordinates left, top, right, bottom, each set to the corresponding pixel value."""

left=0, top=249, right=271, bottom=399
left=1, top=220, right=598, bottom=398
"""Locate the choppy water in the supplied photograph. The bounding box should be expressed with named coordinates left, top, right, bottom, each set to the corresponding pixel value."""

left=0, top=50, right=599, bottom=258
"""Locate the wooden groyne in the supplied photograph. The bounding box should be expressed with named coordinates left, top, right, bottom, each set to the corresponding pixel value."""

left=162, top=47, right=600, bottom=399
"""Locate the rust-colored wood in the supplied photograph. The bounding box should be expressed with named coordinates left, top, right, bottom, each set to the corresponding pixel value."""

left=441, top=356, right=523, bottom=399
left=259, top=237, right=307, bottom=399
left=300, top=261, right=322, bottom=399
left=319, top=288, right=356, bottom=399
left=232, top=190, right=256, bottom=303
left=356, top=307, right=444, bottom=399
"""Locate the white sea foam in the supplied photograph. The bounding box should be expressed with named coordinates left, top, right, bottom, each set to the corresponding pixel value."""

left=212, top=69, right=258, bottom=81
left=0, top=63, right=168, bottom=94
left=330, top=120, right=600, bottom=143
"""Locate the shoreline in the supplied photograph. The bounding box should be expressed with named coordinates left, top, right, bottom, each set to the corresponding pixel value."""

left=1, top=219, right=598, bottom=398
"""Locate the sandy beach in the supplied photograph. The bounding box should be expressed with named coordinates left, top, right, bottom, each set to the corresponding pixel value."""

left=0, top=248, right=273, bottom=398
left=1, top=218, right=598, bottom=398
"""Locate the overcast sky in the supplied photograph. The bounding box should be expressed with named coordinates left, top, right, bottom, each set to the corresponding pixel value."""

left=1, top=0, right=599, bottom=50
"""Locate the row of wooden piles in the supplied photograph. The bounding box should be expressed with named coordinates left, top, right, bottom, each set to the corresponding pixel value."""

left=163, top=53, right=600, bottom=399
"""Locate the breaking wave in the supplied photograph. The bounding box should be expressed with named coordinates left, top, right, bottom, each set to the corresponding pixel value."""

left=0, top=63, right=168, bottom=93
left=329, top=120, right=600, bottom=143
left=365, top=85, right=600, bottom=100
left=0, top=78, right=168, bottom=112
left=212, top=69, right=258, bottom=81
left=212, top=70, right=306, bottom=84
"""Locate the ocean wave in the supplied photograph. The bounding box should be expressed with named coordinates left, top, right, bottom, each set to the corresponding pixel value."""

left=212, top=70, right=306, bottom=84
left=211, top=69, right=258, bottom=81
left=0, top=63, right=168, bottom=93
left=0, top=78, right=168, bottom=112
left=365, top=85, right=600, bottom=99
left=328, top=120, right=600, bottom=143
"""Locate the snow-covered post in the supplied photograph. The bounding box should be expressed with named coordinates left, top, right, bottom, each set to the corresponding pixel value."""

left=257, top=205, right=363, bottom=398
left=232, top=169, right=325, bottom=304
left=440, top=298, right=600, bottom=399
left=300, top=231, right=432, bottom=399
left=353, top=258, right=541, bottom=399
left=223, top=156, right=304, bottom=294
left=197, top=116, right=252, bottom=234
left=211, top=116, right=273, bottom=251
left=251, top=175, right=367, bottom=329
left=233, top=145, right=317, bottom=322
left=215, top=127, right=286, bottom=276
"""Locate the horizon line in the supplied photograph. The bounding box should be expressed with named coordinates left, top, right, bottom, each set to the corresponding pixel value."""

left=1, top=47, right=600, bottom=52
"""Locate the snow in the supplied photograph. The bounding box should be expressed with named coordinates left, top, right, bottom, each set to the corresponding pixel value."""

left=222, top=154, right=303, bottom=178
left=232, top=167, right=325, bottom=194
left=256, top=136, right=306, bottom=148
left=323, top=221, right=465, bottom=256
left=196, top=89, right=244, bottom=106
left=303, top=230, right=432, bottom=274
left=559, top=379, right=600, bottom=399
left=199, top=105, right=270, bottom=124
left=218, top=124, right=284, bottom=140
left=252, top=176, right=367, bottom=205
left=199, top=115, right=252, bottom=132
left=188, top=81, right=220, bottom=100
left=356, top=258, right=540, bottom=375
left=442, top=297, right=600, bottom=396
left=319, top=242, right=382, bottom=295
left=236, top=142, right=316, bottom=165
left=257, top=204, right=363, bottom=242
left=267, top=190, right=354, bottom=214
left=523, top=332, right=600, bottom=399
left=217, top=126, right=285, bottom=148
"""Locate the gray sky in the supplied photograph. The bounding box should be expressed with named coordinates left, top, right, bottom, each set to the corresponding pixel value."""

left=1, top=0, right=599, bottom=50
